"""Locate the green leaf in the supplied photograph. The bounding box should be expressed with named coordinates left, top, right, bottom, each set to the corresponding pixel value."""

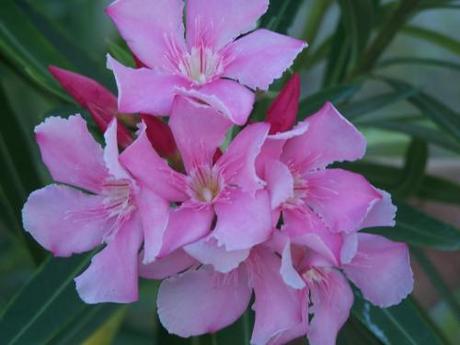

left=0, top=251, right=118, bottom=345
left=259, top=0, right=304, bottom=34
left=353, top=295, right=449, bottom=345
left=368, top=202, right=460, bottom=251
left=402, top=25, right=460, bottom=56
left=393, top=138, right=428, bottom=198
left=378, top=57, right=460, bottom=72
left=298, top=83, right=361, bottom=118
left=338, top=316, right=384, bottom=345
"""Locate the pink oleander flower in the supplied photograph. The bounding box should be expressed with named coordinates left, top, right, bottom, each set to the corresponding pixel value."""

left=120, top=96, right=273, bottom=263
left=106, top=0, right=307, bottom=125
left=22, top=115, right=172, bottom=303
left=274, top=231, right=413, bottom=345
left=49, top=65, right=178, bottom=158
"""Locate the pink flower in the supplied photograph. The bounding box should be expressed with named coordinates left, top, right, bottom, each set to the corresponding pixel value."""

left=154, top=246, right=305, bottom=345
left=121, top=97, right=273, bottom=261
left=106, top=0, right=307, bottom=125
left=22, top=115, right=173, bottom=303
left=259, top=102, right=388, bottom=239
left=276, top=232, right=413, bottom=345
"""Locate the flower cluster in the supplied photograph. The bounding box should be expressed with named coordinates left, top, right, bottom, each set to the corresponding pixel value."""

left=22, top=1, right=413, bottom=345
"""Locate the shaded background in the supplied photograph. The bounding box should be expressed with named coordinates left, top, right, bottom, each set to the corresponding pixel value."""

left=0, top=0, right=459, bottom=344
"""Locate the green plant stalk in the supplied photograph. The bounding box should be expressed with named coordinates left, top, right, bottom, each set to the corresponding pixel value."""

left=352, top=0, right=421, bottom=76
left=294, top=0, right=333, bottom=71
left=411, top=247, right=460, bottom=323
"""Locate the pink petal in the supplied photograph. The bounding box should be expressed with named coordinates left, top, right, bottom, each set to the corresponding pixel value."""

left=157, top=266, right=251, bottom=337
left=306, top=169, right=382, bottom=233
left=139, top=249, right=196, bottom=280
left=340, top=233, right=358, bottom=265
left=214, top=190, right=272, bottom=251
left=108, top=56, right=188, bottom=116
left=169, top=96, right=231, bottom=172
left=266, top=74, right=301, bottom=134
left=250, top=248, right=305, bottom=345
left=216, top=123, right=269, bottom=193
left=35, top=115, right=108, bottom=193
left=360, top=189, right=397, bottom=228
left=282, top=102, right=366, bottom=170
left=120, top=124, right=187, bottom=202
left=264, top=160, right=293, bottom=209
left=103, top=119, right=130, bottom=179
left=280, top=242, right=306, bottom=290
left=75, top=215, right=142, bottom=303
left=186, top=0, right=268, bottom=50
left=185, top=235, right=250, bottom=273
left=22, top=184, right=107, bottom=257
left=176, top=79, right=255, bottom=125
left=343, top=233, right=413, bottom=307
left=223, top=29, right=306, bottom=90
left=159, top=205, right=214, bottom=257
left=48, top=66, right=132, bottom=148
left=136, top=188, right=169, bottom=264
left=308, top=270, right=353, bottom=345
left=106, top=0, right=186, bottom=69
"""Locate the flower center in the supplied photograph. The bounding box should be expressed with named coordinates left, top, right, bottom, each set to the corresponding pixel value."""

left=101, top=178, right=136, bottom=221
left=284, top=170, right=309, bottom=209
left=187, top=166, right=223, bottom=203
left=178, top=45, right=224, bottom=85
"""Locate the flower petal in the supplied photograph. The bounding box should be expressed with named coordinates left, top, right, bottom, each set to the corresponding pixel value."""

left=35, top=115, right=108, bottom=193
left=106, top=0, right=186, bottom=69
left=120, top=124, right=187, bottom=202
left=108, top=56, right=188, bottom=116
left=343, top=233, right=413, bottom=307
left=22, top=184, right=107, bottom=257
left=103, top=119, right=130, bottom=179
left=186, top=0, right=268, bottom=50
left=280, top=242, right=306, bottom=290
left=282, top=102, right=366, bottom=170
left=223, top=29, right=306, bottom=90
left=139, top=249, right=196, bottom=280
left=216, top=123, right=269, bottom=193
left=185, top=235, right=250, bottom=273
left=360, top=189, right=397, bottom=228
left=308, top=270, right=353, bottom=345
left=306, top=169, right=382, bottom=233
left=250, top=248, right=305, bottom=345
left=159, top=205, right=214, bottom=257
left=157, top=266, right=251, bottom=337
left=75, top=214, right=142, bottom=303
left=264, top=160, right=294, bottom=209
left=214, top=190, right=272, bottom=251
left=169, top=96, right=231, bottom=172
left=176, top=79, right=255, bottom=125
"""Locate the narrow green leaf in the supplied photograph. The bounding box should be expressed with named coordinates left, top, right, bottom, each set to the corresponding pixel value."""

left=338, top=316, right=384, bottom=345
left=402, top=25, right=460, bottom=56
left=0, top=251, right=109, bottom=345
left=378, top=57, right=460, bottom=72
left=353, top=294, right=449, bottom=345
left=259, top=0, right=304, bottom=34
left=368, top=202, right=460, bottom=251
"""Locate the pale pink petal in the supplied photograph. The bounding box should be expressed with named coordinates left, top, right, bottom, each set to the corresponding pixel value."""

left=186, top=0, right=268, bottom=50
left=120, top=124, right=187, bottom=202
left=214, top=190, right=272, bottom=251
left=75, top=215, right=142, bottom=303
left=343, top=233, right=413, bottom=307
left=106, top=0, right=186, bottom=69
left=308, top=270, right=353, bottom=345
left=108, top=56, right=189, bottom=116
left=22, top=184, right=107, bottom=257
left=169, top=96, right=231, bottom=172
left=264, top=160, right=293, bottom=209
left=139, top=249, right=196, bottom=280
left=136, top=188, right=169, bottom=264
left=282, top=102, right=366, bottom=170
left=250, top=248, right=305, bottom=345
left=340, top=233, right=358, bottom=265
left=224, top=29, right=306, bottom=90
left=185, top=235, right=249, bottom=273
left=177, top=79, right=255, bottom=125
left=306, top=169, right=382, bottom=233
left=216, top=123, right=269, bottom=192
left=35, top=115, right=108, bottom=193
left=159, top=205, right=214, bottom=257
left=103, top=119, right=130, bottom=179
left=280, top=242, right=306, bottom=289
left=360, top=189, right=397, bottom=228
left=157, top=266, right=251, bottom=337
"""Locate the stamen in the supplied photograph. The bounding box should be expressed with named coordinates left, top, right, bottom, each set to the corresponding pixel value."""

left=187, top=165, right=224, bottom=203
left=177, top=45, right=224, bottom=84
